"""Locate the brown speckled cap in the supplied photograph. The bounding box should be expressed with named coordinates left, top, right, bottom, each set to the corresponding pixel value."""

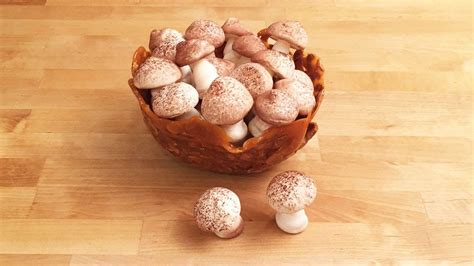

left=222, top=17, right=252, bottom=37
left=175, top=39, right=215, bottom=67
left=150, top=82, right=199, bottom=119
left=201, top=76, right=253, bottom=125
left=232, top=34, right=267, bottom=58
left=254, top=90, right=298, bottom=126
left=149, top=28, right=184, bottom=51
left=266, top=20, right=308, bottom=50
left=151, top=39, right=182, bottom=62
left=292, top=69, right=313, bottom=88
left=206, top=57, right=235, bottom=76
left=185, top=19, right=225, bottom=48
left=230, top=63, right=273, bottom=99
left=251, top=49, right=295, bottom=79
left=267, top=171, right=316, bottom=213
left=194, top=187, right=241, bottom=233
left=133, top=57, right=182, bottom=89
left=274, top=78, right=315, bottom=115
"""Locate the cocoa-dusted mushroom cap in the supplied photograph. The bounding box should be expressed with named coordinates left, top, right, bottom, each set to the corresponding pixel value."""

left=266, top=20, right=308, bottom=50
left=251, top=49, right=295, bottom=79
left=151, top=39, right=181, bottom=62
left=185, top=19, right=225, bottom=48
left=232, top=35, right=267, bottom=58
left=255, top=90, right=298, bottom=126
left=222, top=17, right=251, bottom=37
left=149, top=28, right=184, bottom=51
left=175, top=39, right=215, bottom=67
left=275, top=78, right=315, bottom=115
left=206, top=57, right=235, bottom=76
left=292, top=69, right=313, bottom=88
left=194, top=187, right=241, bottom=234
left=150, top=82, right=199, bottom=119
left=230, top=63, right=273, bottom=99
left=133, top=57, right=182, bottom=89
left=267, top=171, right=316, bottom=213
left=201, top=76, right=253, bottom=125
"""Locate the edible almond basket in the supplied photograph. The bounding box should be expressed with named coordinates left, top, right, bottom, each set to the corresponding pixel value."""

left=129, top=26, right=324, bottom=174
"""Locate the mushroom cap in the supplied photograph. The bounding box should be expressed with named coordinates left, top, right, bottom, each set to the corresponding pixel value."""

left=266, top=20, right=308, bottom=50
left=251, top=49, right=295, bottom=79
left=206, top=57, right=235, bottom=76
left=292, top=69, right=313, bottom=88
left=133, top=57, right=182, bottom=89
left=232, top=34, right=267, bottom=58
left=201, top=76, right=253, bottom=125
left=267, top=171, right=316, bottom=213
left=274, top=78, right=315, bottom=114
left=230, top=63, right=273, bottom=99
left=149, top=28, right=184, bottom=51
left=185, top=19, right=225, bottom=48
left=222, top=17, right=252, bottom=37
left=151, top=39, right=181, bottom=62
left=254, top=89, right=298, bottom=126
left=150, top=82, right=199, bottom=119
left=175, top=39, right=215, bottom=66
left=194, top=187, right=241, bottom=233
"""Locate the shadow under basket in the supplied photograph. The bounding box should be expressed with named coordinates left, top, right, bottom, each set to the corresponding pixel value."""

left=129, top=32, right=325, bottom=174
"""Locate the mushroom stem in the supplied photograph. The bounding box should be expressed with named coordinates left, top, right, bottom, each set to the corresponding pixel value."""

left=214, top=216, right=244, bottom=239
left=221, top=120, right=248, bottom=143
left=175, top=108, right=201, bottom=121
left=271, top=40, right=291, bottom=55
left=180, top=65, right=194, bottom=85
left=190, top=59, right=219, bottom=98
left=248, top=115, right=272, bottom=137
left=275, top=209, right=308, bottom=234
left=223, top=36, right=240, bottom=62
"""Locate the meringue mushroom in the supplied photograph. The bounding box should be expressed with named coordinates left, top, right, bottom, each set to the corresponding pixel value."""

left=251, top=49, right=295, bottom=79
left=206, top=57, right=235, bottom=76
left=230, top=63, right=273, bottom=99
left=194, top=187, right=244, bottom=239
left=248, top=90, right=298, bottom=137
left=266, top=20, right=308, bottom=55
left=201, top=77, right=253, bottom=143
left=275, top=78, right=316, bottom=116
left=185, top=19, right=225, bottom=48
left=133, top=57, right=182, bottom=89
left=175, top=39, right=219, bottom=97
left=149, top=28, right=184, bottom=52
left=150, top=82, right=200, bottom=120
left=221, top=18, right=251, bottom=63
left=267, top=171, right=316, bottom=234
left=232, top=34, right=267, bottom=66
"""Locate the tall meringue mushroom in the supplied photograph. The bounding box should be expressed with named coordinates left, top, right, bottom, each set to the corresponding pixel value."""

left=194, top=187, right=244, bottom=239
left=267, top=171, right=317, bottom=234
left=221, top=18, right=251, bottom=63
left=266, top=20, right=308, bottom=55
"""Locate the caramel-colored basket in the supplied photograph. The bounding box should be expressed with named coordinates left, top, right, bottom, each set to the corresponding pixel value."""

left=129, top=29, right=325, bottom=174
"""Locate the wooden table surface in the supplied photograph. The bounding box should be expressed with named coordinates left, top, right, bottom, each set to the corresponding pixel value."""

left=0, top=0, right=472, bottom=265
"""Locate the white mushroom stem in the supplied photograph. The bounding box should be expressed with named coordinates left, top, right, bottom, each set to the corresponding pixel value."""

left=248, top=115, right=271, bottom=137
left=275, top=209, right=308, bottom=234
left=221, top=120, right=248, bottom=143
left=175, top=108, right=201, bottom=121
left=180, top=65, right=194, bottom=85
left=223, top=35, right=241, bottom=62
left=190, top=59, right=219, bottom=98
left=272, top=39, right=291, bottom=55
left=262, top=66, right=275, bottom=77
left=214, top=216, right=244, bottom=239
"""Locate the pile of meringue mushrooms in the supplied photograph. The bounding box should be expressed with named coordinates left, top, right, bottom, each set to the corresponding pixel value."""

left=133, top=18, right=316, bottom=144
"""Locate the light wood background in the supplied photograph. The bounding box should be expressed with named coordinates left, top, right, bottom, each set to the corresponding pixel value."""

left=0, top=0, right=472, bottom=265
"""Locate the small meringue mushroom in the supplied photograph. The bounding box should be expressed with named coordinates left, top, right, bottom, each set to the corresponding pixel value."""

left=267, top=171, right=316, bottom=234
left=185, top=19, right=225, bottom=48
left=251, top=49, right=295, bottom=79
left=133, top=57, right=182, bottom=89
left=150, top=82, right=200, bottom=120
left=194, top=187, right=244, bottom=239
left=232, top=34, right=267, bottom=66
left=248, top=90, right=298, bottom=137
left=175, top=39, right=219, bottom=98
left=266, top=20, right=308, bottom=55
left=201, top=76, right=253, bottom=143
left=274, top=78, right=315, bottom=116
left=230, top=63, right=273, bottom=99
left=206, top=57, right=235, bottom=76
left=149, top=28, right=184, bottom=52
left=292, top=69, right=313, bottom=88
left=221, top=18, right=252, bottom=63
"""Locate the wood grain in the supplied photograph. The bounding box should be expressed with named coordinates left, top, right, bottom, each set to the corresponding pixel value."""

left=0, top=0, right=472, bottom=264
